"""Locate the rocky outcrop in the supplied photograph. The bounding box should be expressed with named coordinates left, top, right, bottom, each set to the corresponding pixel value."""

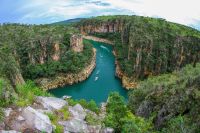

left=70, top=34, right=83, bottom=52
left=36, top=96, right=68, bottom=111
left=51, top=43, right=60, bottom=61
left=3, top=106, right=53, bottom=132
left=115, top=61, right=138, bottom=89
left=1, top=97, right=114, bottom=133
left=59, top=119, right=88, bottom=133
left=21, top=106, right=53, bottom=133
left=68, top=104, right=86, bottom=120
left=36, top=48, right=96, bottom=90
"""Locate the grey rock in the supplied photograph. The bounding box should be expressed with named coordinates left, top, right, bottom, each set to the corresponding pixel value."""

left=101, top=127, right=114, bottom=133
left=36, top=109, right=53, bottom=114
left=87, top=125, right=101, bottom=133
left=59, top=119, right=88, bottom=133
left=0, top=131, right=21, bottom=133
left=0, top=122, right=5, bottom=130
left=21, top=106, right=52, bottom=133
left=17, top=115, right=25, bottom=121
left=154, top=107, right=172, bottom=128
left=136, top=101, right=154, bottom=118
left=4, top=113, right=27, bottom=131
left=69, top=104, right=86, bottom=120
left=36, top=96, right=67, bottom=111
left=4, top=108, right=12, bottom=117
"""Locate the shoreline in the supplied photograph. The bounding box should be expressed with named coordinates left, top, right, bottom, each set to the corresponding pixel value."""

left=36, top=36, right=137, bottom=90
left=83, top=35, right=114, bottom=45
left=36, top=48, right=96, bottom=90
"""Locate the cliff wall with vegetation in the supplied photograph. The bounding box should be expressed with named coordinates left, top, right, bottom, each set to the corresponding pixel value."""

left=36, top=48, right=96, bottom=90
left=78, top=15, right=200, bottom=89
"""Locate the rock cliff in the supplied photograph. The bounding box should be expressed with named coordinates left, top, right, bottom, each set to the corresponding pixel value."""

left=80, top=19, right=124, bottom=34
left=36, top=48, right=96, bottom=90
left=70, top=34, right=83, bottom=52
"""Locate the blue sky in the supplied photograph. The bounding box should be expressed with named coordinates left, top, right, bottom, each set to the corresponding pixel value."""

left=1, top=0, right=200, bottom=30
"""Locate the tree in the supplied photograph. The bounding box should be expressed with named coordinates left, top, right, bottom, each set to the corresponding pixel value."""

left=103, top=92, right=128, bottom=132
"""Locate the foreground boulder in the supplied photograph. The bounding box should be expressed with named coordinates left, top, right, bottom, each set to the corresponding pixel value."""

left=59, top=119, right=88, bottom=133
left=21, top=106, right=53, bottom=133
left=36, top=96, right=67, bottom=111
left=101, top=127, right=114, bottom=133
left=1, top=97, right=114, bottom=132
left=69, top=104, right=86, bottom=120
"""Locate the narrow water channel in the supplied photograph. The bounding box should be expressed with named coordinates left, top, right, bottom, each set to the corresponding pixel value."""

left=49, top=40, right=128, bottom=104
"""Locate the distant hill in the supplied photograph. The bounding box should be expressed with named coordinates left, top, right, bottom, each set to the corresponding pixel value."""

left=52, top=18, right=84, bottom=25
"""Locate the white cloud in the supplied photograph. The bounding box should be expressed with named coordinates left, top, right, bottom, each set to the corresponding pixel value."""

left=104, top=0, right=200, bottom=26
left=17, top=0, right=200, bottom=28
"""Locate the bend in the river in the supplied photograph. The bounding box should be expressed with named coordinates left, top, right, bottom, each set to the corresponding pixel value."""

left=49, top=40, right=128, bottom=104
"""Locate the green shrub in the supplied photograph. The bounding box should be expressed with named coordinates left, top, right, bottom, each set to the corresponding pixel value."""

left=67, top=99, right=99, bottom=114
left=128, top=63, right=200, bottom=131
left=103, top=92, right=128, bottom=131
left=58, top=106, right=70, bottom=120
left=121, top=111, right=153, bottom=133
left=15, top=81, right=51, bottom=107
left=161, top=116, right=191, bottom=133
left=46, top=112, right=64, bottom=133
left=103, top=92, right=154, bottom=132
left=0, top=78, right=15, bottom=107
left=46, top=106, right=71, bottom=133
left=85, top=113, right=100, bottom=125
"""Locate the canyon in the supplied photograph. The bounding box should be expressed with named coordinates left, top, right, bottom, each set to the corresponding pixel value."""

left=78, top=16, right=200, bottom=89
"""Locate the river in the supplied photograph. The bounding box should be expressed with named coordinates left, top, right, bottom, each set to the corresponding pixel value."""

left=49, top=40, right=128, bottom=104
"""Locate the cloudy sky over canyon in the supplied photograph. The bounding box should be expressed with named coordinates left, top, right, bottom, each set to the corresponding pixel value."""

left=1, top=0, right=200, bottom=29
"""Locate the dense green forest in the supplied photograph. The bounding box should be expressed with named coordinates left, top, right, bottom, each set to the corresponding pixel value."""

left=79, top=15, right=200, bottom=81
left=0, top=24, right=93, bottom=82
left=0, top=15, right=200, bottom=132
left=129, top=63, right=200, bottom=132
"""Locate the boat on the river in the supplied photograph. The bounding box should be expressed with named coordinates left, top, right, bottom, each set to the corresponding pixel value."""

left=96, top=70, right=100, bottom=74
left=95, top=77, right=99, bottom=81
left=62, top=95, right=72, bottom=100
left=100, top=45, right=109, bottom=52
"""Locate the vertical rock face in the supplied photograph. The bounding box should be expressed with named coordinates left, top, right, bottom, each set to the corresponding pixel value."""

left=70, top=34, right=83, bottom=52
left=80, top=21, right=124, bottom=34
left=51, top=43, right=60, bottom=61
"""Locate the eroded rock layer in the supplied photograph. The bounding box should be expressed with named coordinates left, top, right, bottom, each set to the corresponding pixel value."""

left=36, top=48, right=96, bottom=90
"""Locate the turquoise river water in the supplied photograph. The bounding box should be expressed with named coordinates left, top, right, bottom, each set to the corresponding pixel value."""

left=49, top=40, right=128, bottom=104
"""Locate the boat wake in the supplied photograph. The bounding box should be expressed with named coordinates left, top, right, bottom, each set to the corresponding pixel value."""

left=96, top=70, right=100, bottom=74
left=100, top=45, right=110, bottom=52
